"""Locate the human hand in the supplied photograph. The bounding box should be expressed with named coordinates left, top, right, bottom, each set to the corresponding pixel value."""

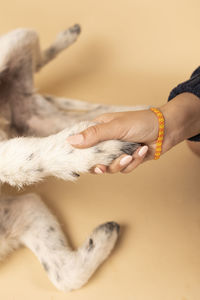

left=67, top=109, right=160, bottom=173
left=67, top=93, right=200, bottom=175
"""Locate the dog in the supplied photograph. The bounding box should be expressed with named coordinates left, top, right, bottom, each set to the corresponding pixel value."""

left=0, top=24, right=145, bottom=291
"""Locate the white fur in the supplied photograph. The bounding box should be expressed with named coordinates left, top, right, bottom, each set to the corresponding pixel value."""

left=0, top=25, right=148, bottom=291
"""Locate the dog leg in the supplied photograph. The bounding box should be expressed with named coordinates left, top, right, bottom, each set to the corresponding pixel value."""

left=0, top=193, right=119, bottom=291
left=0, top=195, right=22, bottom=261
left=0, top=25, right=80, bottom=76
left=0, top=121, right=139, bottom=187
left=43, top=95, right=101, bottom=112
left=43, top=94, right=148, bottom=113
left=0, top=28, right=39, bottom=74
left=36, top=24, right=81, bottom=72
left=27, top=94, right=149, bottom=136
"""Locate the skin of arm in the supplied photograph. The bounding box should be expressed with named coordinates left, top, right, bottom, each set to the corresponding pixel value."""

left=67, top=92, right=200, bottom=174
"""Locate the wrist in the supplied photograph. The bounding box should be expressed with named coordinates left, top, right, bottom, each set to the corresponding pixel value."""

left=160, top=92, right=200, bottom=153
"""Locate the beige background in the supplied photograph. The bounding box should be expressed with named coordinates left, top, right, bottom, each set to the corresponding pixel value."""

left=0, top=0, right=200, bottom=299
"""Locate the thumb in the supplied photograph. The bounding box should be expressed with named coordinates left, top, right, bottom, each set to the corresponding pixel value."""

left=67, top=121, right=119, bottom=148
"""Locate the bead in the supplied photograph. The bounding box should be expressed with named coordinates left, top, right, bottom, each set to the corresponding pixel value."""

left=150, top=107, right=165, bottom=160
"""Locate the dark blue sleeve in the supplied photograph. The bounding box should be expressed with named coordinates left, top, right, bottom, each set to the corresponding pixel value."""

left=168, top=66, right=200, bottom=142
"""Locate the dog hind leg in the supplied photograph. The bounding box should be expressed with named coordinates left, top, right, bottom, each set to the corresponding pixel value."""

left=0, top=25, right=81, bottom=78
left=8, top=193, right=120, bottom=291
left=0, top=193, right=119, bottom=291
left=35, top=24, right=81, bottom=72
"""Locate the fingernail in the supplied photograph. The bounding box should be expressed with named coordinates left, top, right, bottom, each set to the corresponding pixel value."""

left=138, top=146, right=148, bottom=157
left=120, top=155, right=132, bottom=166
left=67, top=134, right=84, bottom=145
left=94, top=167, right=104, bottom=174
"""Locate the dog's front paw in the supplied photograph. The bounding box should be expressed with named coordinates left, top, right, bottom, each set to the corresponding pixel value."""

left=78, top=139, right=140, bottom=172
left=64, top=121, right=140, bottom=176
left=43, top=121, right=140, bottom=181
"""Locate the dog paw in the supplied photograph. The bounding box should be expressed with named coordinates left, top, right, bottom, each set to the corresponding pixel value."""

left=68, top=24, right=81, bottom=35
left=66, top=122, right=140, bottom=177
left=84, top=221, right=120, bottom=254
left=55, top=24, right=81, bottom=49
left=45, top=121, right=140, bottom=181
left=51, top=222, right=120, bottom=292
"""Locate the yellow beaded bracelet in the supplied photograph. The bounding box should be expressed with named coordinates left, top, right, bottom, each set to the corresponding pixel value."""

left=150, top=107, right=165, bottom=160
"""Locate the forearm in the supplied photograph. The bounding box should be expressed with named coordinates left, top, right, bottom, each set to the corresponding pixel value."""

left=160, top=92, right=200, bottom=153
